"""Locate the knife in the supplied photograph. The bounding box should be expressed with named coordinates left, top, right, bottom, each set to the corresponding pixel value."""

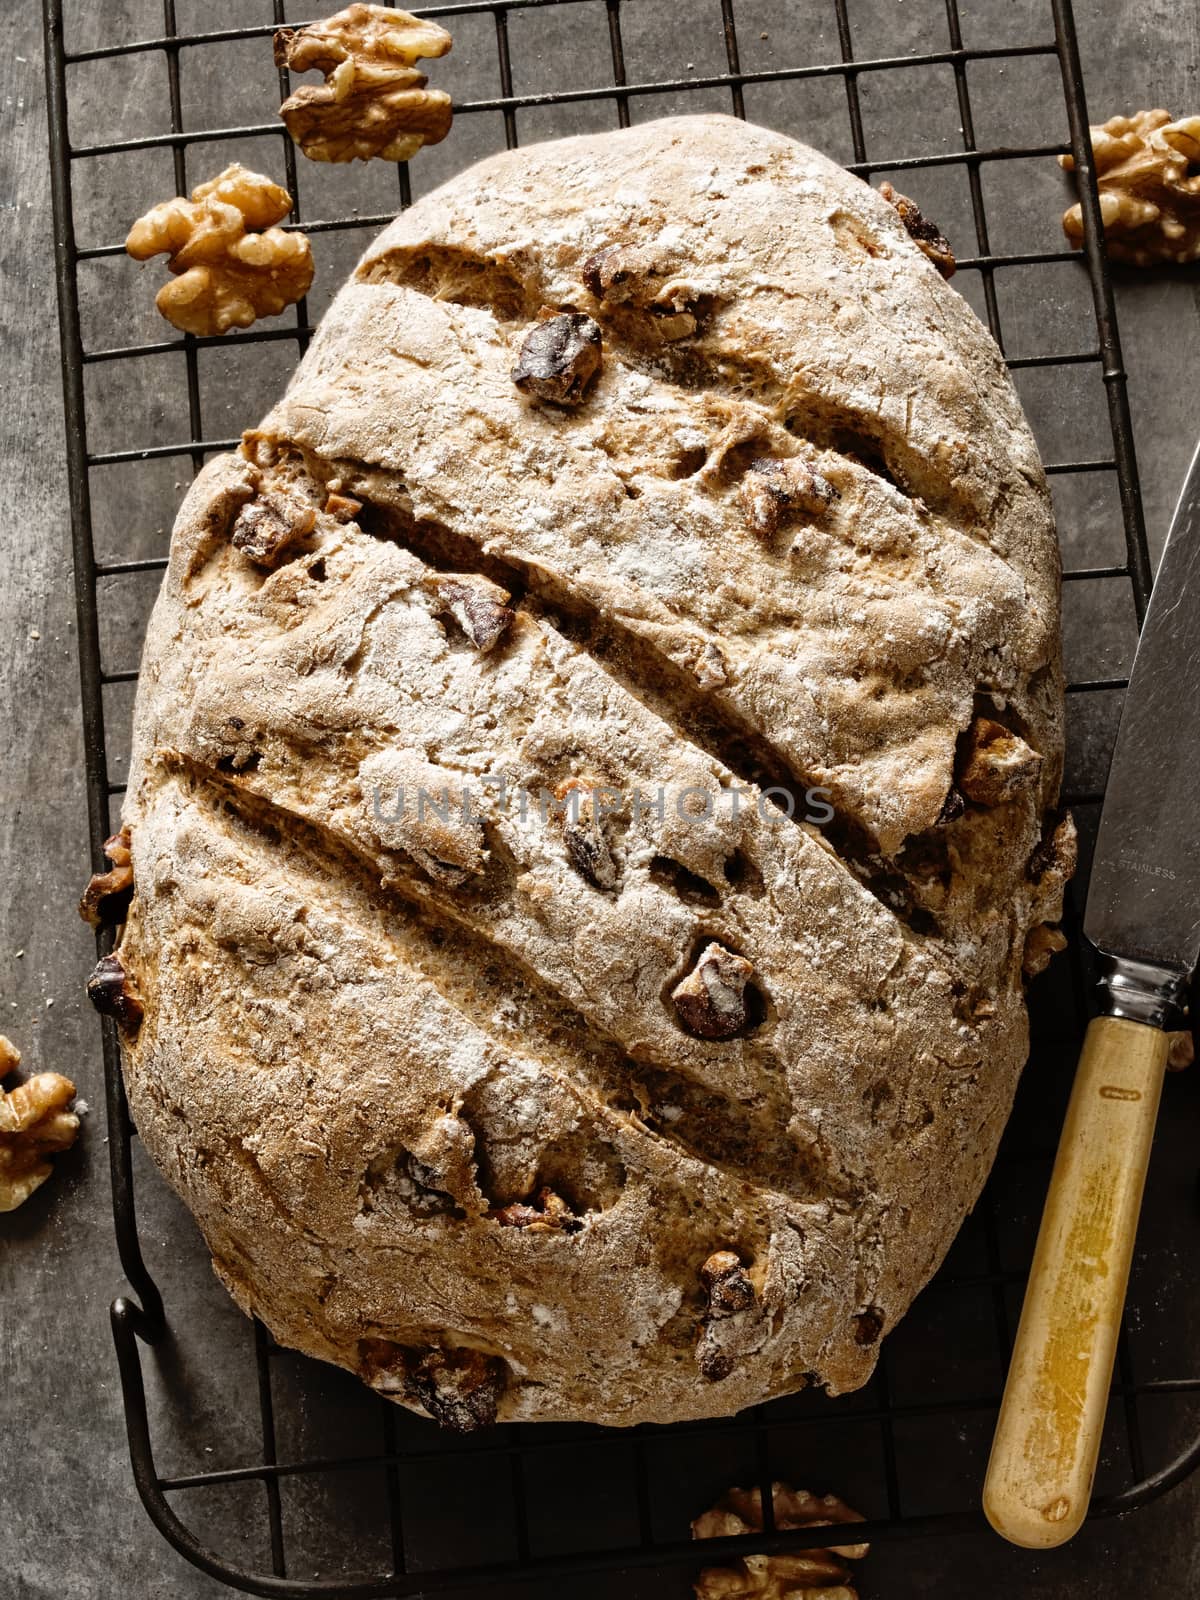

left=983, top=439, right=1200, bottom=1548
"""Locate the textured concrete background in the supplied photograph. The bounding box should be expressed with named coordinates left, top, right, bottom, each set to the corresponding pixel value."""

left=3, top=1, right=1199, bottom=1596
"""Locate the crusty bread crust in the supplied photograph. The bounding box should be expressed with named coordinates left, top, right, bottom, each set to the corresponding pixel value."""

left=116, top=116, right=1071, bottom=1427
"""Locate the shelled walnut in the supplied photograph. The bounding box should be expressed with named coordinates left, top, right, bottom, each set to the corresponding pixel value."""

left=0, top=1038, right=80, bottom=1213
left=275, top=5, right=453, bottom=164
left=126, top=165, right=313, bottom=337
left=1060, top=110, right=1200, bottom=265
left=692, top=1483, right=869, bottom=1600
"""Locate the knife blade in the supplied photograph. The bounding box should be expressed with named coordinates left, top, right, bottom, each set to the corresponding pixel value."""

left=984, top=439, right=1200, bottom=1550
left=1085, top=435, right=1200, bottom=998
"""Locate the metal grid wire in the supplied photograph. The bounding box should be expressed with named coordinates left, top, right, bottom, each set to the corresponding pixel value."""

left=42, top=0, right=1200, bottom=1593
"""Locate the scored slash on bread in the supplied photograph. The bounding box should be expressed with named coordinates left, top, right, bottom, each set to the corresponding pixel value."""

left=111, top=116, right=1071, bottom=1429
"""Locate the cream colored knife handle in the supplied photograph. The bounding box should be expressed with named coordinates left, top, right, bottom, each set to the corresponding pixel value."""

left=983, top=1015, right=1170, bottom=1548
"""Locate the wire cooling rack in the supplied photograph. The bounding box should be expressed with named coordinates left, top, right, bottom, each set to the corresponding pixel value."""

left=44, top=0, right=1200, bottom=1593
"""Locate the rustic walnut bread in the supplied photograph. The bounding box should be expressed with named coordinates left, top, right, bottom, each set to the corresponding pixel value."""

left=112, top=115, right=1072, bottom=1429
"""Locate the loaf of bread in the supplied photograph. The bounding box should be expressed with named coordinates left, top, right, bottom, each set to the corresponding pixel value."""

left=110, top=115, right=1072, bottom=1428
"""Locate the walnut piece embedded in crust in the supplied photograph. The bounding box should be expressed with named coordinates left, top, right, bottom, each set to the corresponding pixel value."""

left=359, top=1339, right=507, bottom=1430
left=1022, top=923, right=1068, bottom=978
left=672, top=943, right=757, bottom=1040
left=1060, top=110, right=1200, bottom=266
left=556, top=779, right=620, bottom=892
left=86, top=952, right=144, bottom=1037
left=275, top=5, right=452, bottom=164
left=231, top=486, right=318, bottom=568
left=324, top=489, right=363, bottom=521
left=428, top=573, right=514, bottom=654
left=0, top=1041, right=80, bottom=1213
left=701, top=1250, right=756, bottom=1316
left=126, top=165, right=313, bottom=337
left=936, top=785, right=966, bottom=824
left=79, top=826, right=134, bottom=928
left=879, top=181, right=956, bottom=278
left=696, top=1251, right=766, bottom=1381
left=956, top=717, right=1042, bottom=808
left=692, top=1483, right=869, bottom=1600
left=581, top=237, right=715, bottom=340
left=739, top=456, right=838, bottom=539
left=1028, top=810, right=1077, bottom=891
left=492, top=1186, right=581, bottom=1232
left=852, top=1306, right=884, bottom=1346
left=511, top=312, right=603, bottom=406
left=403, top=1346, right=507, bottom=1431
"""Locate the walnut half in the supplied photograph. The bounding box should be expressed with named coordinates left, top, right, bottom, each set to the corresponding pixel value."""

left=0, top=1038, right=80, bottom=1213
left=1061, top=110, right=1200, bottom=266
left=692, top=1483, right=869, bottom=1600
left=126, top=165, right=313, bottom=337
left=276, top=5, right=453, bottom=164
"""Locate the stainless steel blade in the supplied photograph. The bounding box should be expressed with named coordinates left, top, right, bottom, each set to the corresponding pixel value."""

left=1085, top=437, right=1200, bottom=982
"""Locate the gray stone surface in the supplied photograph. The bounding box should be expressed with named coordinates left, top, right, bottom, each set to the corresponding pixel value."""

left=3, top=1, right=1198, bottom=1595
